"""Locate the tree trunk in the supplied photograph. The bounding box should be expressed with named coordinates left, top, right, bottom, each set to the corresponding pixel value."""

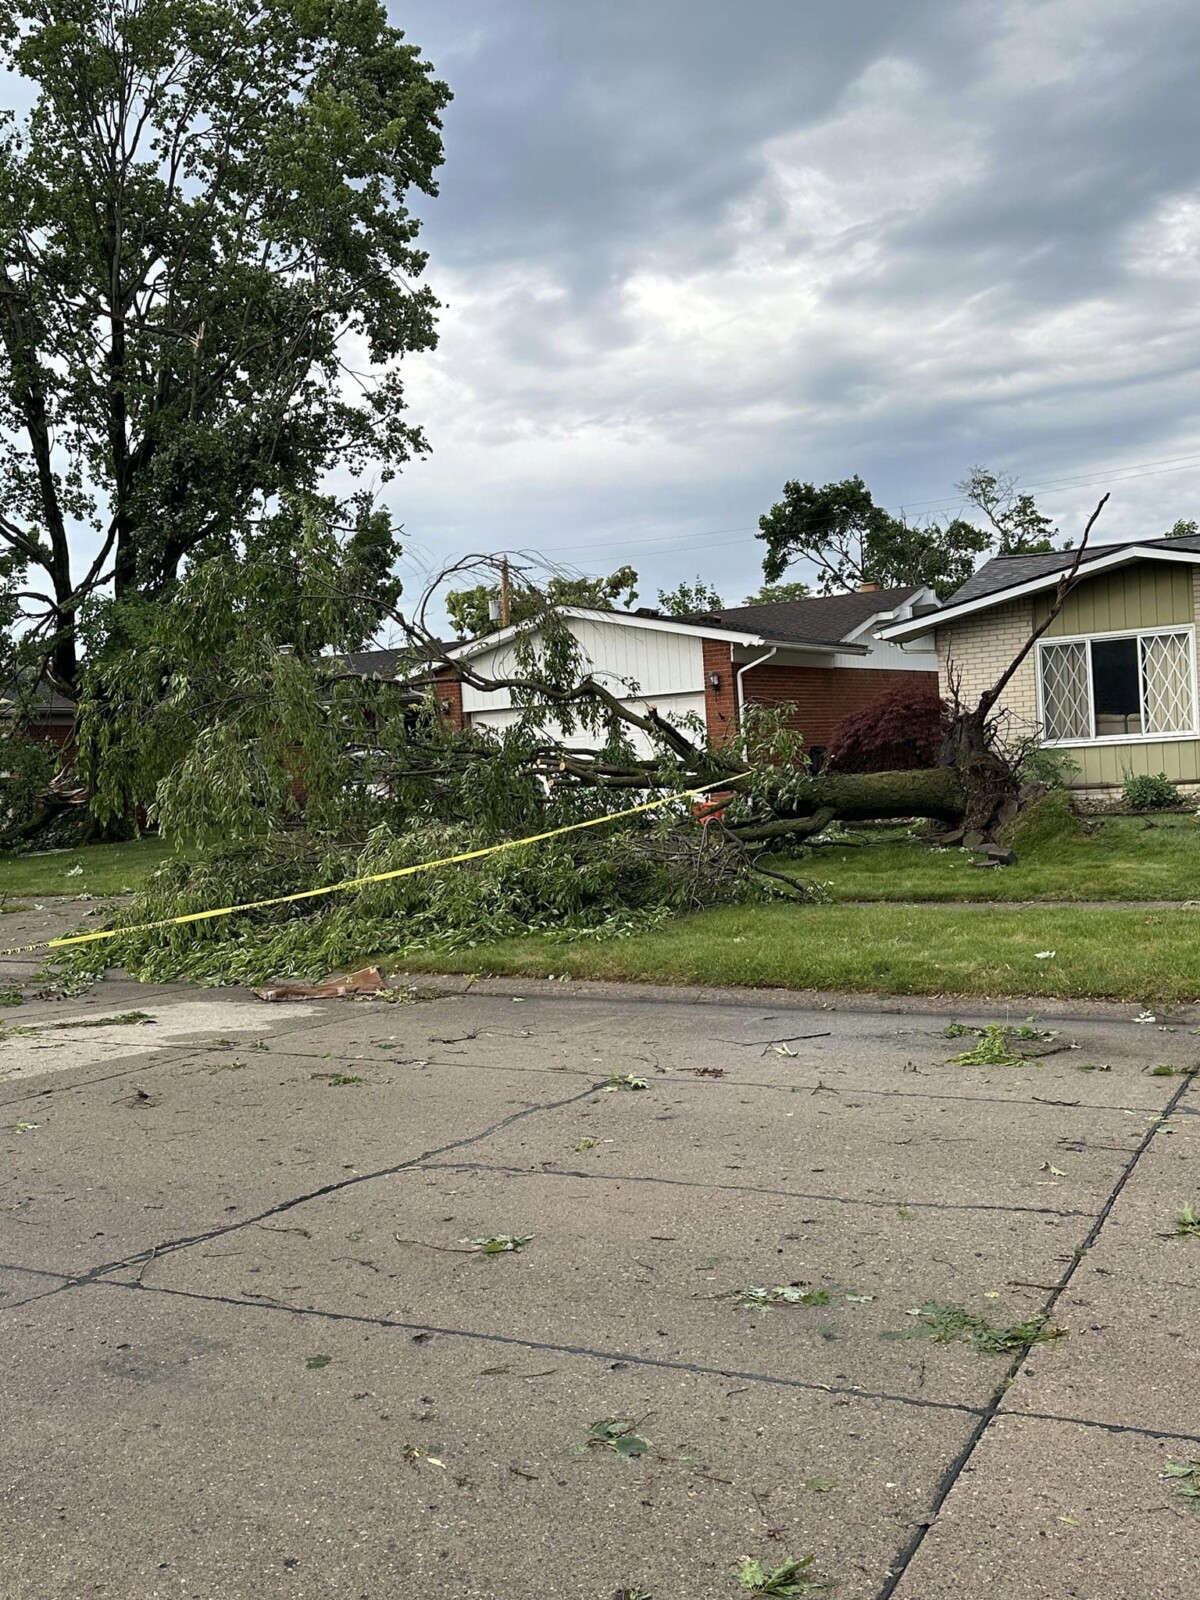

left=734, top=766, right=967, bottom=842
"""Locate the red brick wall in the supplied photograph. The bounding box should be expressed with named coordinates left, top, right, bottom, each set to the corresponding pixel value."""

left=702, top=639, right=737, bottom=744
left=741, top=665, right=938, bottom=748
left=434, top=670, right=466, bottom=731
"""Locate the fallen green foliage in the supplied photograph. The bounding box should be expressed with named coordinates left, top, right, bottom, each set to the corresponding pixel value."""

left=736, top=1555, right=828, bottom=1596
left=53, top=819, right=764, bottom=988
left=579, top=1420, right=652, bottom=1460
left=882, top=1301, right=1066, bottom=1355
left=602, top=1073, right=649, bottom=1092
left=732, top=1285, right=832, bottom=1312
left=1160, top=1459, right=1200, bottom=1507
left=947, top=1024, right=1027, bottom=1067
left=1173, top=1203, right=1200, bottom=1238
left=469, top=1234, right=533, bottom=1255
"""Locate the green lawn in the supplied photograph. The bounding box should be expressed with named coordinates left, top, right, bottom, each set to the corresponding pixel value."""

left=0, top=836, right=174, bottom=900
left=401, top=902, right=1200, bottom=1004
left=783, top=810, right=1200, bottom=903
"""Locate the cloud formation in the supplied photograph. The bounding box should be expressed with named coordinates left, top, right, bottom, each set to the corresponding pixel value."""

left=390, top=0, right=1200, bottom=604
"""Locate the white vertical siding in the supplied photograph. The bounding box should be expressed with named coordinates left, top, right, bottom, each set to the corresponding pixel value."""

left=459, top=618, right=707, bottom=757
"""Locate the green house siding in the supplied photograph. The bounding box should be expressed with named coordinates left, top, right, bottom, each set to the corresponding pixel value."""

left=1040, top=562, right=1194, bottom=636
left=1067, top=738, right=1200, bottom=789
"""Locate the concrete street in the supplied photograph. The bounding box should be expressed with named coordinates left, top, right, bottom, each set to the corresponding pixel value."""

left=3, top=921, right=1199, bottom=1597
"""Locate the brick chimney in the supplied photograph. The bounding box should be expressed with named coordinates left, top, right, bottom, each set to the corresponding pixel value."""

left=857, top=580, right=882, bottom=593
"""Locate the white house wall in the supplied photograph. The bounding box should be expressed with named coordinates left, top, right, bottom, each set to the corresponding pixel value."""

left=460, top=618, right=708, bottom=757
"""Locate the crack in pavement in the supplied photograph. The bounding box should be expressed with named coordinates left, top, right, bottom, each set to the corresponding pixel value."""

left=83, top=1273, right=989, bottom=1421
left=872, top=1065, right=1198, bottom=1600
left=419, top=1159, right=1097, bottom=1219
left=2, top=1079, right=608, bottom=1303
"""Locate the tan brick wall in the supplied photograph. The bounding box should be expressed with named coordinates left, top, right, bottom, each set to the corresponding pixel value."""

left=936, top=599, right=1039, bottom=734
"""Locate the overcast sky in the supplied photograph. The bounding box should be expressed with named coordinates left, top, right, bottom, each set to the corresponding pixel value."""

left=382, top=0, right=1200, bottom=607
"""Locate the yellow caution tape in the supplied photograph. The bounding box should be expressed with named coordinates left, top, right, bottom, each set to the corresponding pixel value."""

left=0, top=777, right=742, bottom=961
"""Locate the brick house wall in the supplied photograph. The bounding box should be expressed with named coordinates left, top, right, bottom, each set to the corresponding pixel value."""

left=433, top=670, right=466, bottom=730
left=934, top=599, right=1038, bottom=732
left=740, top=663, right=939, bottom=748
left=702, top=639, right=737, bottom=744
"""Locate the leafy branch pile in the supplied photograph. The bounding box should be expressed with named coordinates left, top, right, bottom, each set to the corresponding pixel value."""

left=57, top=815, right=767, bottom=987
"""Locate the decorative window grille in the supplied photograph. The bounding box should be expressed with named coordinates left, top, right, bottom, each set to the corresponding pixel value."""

left=1038, top=629, right=1195, bottom=742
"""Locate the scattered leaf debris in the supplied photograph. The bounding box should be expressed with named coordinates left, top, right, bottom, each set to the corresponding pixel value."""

left=1160, top=1459, right=1200, bottom=1507
left=1173, top=1203, right=1200, bottom=1238
left=469, top=1233, right=533, bottom=1256
left=305, top=1354, right=333, bottom=1370
left=579, top=1419, right=651, bottom=1459
left=602, top=1074, right=649, bottom=1092
left=881, top=1302, right=1066, bottom=1355
left=732, top=1285, right=832, bottom=1312
left=735, top=1554, right=828, bottom=1595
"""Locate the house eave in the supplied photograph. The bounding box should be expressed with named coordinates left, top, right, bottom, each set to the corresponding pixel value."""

left=877, top=547, right=1200, bottom=643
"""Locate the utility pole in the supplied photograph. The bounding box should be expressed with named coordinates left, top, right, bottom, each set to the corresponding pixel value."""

left=499, top=557, right=511, bottom=627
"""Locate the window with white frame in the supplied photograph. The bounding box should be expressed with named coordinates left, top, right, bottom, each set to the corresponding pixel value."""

left=1038, top=628, right=1197, bottom=743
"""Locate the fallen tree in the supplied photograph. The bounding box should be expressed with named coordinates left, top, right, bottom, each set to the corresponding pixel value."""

left=39, top=495, right=1107, bottom=985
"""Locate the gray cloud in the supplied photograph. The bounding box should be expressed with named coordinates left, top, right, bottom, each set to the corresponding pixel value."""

left=387, top=0, right=1200, bottom=604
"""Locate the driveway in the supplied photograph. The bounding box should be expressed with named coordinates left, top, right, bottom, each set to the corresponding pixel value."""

left=2, top=960, right=1199, bottom=1598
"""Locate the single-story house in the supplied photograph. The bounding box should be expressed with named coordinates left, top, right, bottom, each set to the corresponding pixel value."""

left=431, top=586, right=940, bottom=758
left=878, top=530, right=1200, bottom=792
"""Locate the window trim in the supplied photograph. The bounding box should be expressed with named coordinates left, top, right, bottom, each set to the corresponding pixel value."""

left=1036, top=623, right=1199, bottom=747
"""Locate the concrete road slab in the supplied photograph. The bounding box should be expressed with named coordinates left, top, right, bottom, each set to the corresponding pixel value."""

left=1002, top=1084, right=1200, bottom=1437
left=132, top=1161, right=1086, bottom=1410
left=4, top=1281, right=971, bottom=1600
left=463, top=1077, right=1148, bottom=1212
left=0, top=1050, right=598, bottom=1281
left=887, top=1414, right=1200, bottom=1600
left=3, top=979, right=1197, bottom=1598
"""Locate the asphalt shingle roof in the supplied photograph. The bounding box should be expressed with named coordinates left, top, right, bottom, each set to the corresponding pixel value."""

left=943, top=532, right=1200, bottom=609
left=684, top=586, right=923, bottom=646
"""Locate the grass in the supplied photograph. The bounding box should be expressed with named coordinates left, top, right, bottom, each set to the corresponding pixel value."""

left=789, top=808, right=1200, bottom=903
left=0, top=836, right=173, bottom=899
left=400, top=900, right=1200, bottom=1003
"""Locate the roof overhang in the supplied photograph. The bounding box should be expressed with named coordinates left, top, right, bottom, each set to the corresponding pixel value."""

left=877, top=546, right=1200, bottom=643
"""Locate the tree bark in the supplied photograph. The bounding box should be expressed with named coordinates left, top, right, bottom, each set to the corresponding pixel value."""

left=734, top=766, right=967, bottom=842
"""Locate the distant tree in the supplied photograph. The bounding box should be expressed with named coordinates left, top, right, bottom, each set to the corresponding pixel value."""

left=957, top=467, right=1058, bottom=554
left=656, top=576, right=724, bottom=616
left=756, top=476, right=989, bottom=601
left=0, top=0, right=450, bottom=691
left=445, top=566, right=639, bottom=638
left=1165, top=519, right=1198, bottom=539
left=742, top=580, right=811, bottom=605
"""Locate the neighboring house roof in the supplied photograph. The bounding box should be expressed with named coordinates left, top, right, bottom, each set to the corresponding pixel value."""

left=444, top=590, right=937, bottom=665
left=879, top=533, right=1200, bottom=643
left=679, top=586, right=927, bottom=647
left=0, top=681, right=76, bottom=723
left=326, top=645, right=457, bottom=680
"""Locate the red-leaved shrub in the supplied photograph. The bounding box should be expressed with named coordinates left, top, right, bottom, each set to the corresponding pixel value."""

left=825, top=687, right=948, bottom=773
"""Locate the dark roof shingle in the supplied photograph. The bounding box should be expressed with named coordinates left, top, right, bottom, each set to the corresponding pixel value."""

left=943, top=531, right=1200, bottom=609
left=685, top=586, right=923, bottom=646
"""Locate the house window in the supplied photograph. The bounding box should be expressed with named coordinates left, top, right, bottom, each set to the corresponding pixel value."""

left=1039, top=629, right=1196, bottom=743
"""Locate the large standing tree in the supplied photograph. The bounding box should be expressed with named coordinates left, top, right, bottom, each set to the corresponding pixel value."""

left=756, top=475, right=990, bottom=600
left=0, top=0, right=449, bottom=691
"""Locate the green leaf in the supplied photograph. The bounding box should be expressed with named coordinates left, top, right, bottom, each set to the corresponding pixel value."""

left=305, top=1354, right=333, bottom=1370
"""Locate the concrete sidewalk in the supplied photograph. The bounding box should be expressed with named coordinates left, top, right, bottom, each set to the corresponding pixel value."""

left=2, top=967, right=1199, bottom=1598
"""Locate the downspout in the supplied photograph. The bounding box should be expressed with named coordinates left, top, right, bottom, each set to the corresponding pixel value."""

left=735, top=645, right=777, bottom=728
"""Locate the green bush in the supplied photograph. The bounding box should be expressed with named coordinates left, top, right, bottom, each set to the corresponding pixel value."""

left=1018, top=743, right=1080, bottom=790
left=1122, top=772, right=1182, bottom=811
